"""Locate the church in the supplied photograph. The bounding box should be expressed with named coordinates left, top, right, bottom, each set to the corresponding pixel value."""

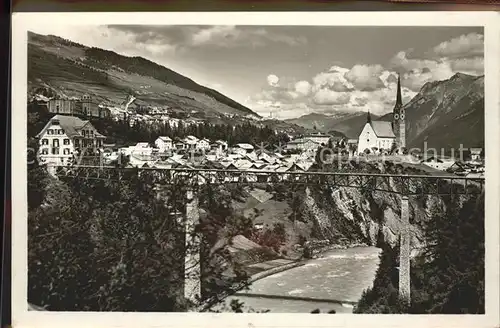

left=356, top=75, right=406, bottom=155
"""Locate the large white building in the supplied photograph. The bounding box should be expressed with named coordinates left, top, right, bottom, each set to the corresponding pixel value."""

left=155, top=136, right=173, bottom=152
left=36, top=114, right=106, bottom=165
left=357, top=75, right=406, bottom=155
left=301, top=132, right=332, bottom=146
left=286, top=138, right=320, bottom=152
left=196, top=138, right=211, bottom=151
left=357, top=118, right=396, bottom=154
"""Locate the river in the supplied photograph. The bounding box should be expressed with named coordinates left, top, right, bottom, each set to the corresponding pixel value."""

left=212, top=246, right=381, bottom=313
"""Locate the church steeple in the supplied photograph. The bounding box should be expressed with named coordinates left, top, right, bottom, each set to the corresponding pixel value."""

left=392, top=73, right=406, bottom=149
left=395, top=74, right=402, bottom=108
left=367, top=109, right=372, bottom=124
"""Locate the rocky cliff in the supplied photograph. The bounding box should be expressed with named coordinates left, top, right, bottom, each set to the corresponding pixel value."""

left=217, top=161, right=459, bottom=257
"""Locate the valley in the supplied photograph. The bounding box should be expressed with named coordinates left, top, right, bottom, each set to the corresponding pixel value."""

left=25, top=27, right=486, bottom=316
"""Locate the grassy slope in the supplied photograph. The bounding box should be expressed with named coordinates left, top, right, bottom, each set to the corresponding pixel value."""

left=28, top=31, right=259, bottom=119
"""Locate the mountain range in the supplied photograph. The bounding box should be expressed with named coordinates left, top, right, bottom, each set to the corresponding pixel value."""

left=287, top=73, right=484, bottom=150
left=27, top=32, right=484, bottom=150
left=285, top=112, right=380, bottom=139
left=383, top=72, right=484, bottom=151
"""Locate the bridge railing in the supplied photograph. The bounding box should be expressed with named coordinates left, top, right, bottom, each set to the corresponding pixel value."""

left=54, top=165, right=485, bottom=196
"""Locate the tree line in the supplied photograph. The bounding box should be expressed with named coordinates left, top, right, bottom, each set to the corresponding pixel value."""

left=90, top=116, right=290, bottom=148
left=28, top=101, right=289, bottom=149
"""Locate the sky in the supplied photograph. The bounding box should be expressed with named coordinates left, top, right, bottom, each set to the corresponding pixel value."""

left=29, top=25, right=484, bottom=119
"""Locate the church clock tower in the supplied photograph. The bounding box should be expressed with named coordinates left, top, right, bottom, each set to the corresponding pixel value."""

left=392, top=75, right=406, bottom=149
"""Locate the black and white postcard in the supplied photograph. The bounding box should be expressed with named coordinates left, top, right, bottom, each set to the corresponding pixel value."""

left=11, top=11, right=500, bottom=328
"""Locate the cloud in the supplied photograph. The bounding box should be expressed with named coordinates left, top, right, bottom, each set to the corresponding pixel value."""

left=449, top=57, right=484, bottom=75
left=251, top=59, right=423, bottom=118
left=390, top=51, right=458, bottom=91
left=387, top=32, right=484, bottom=91
left=385, top=73, right=398, bottom=85
left=344, top=64, right=385, bottom=91
left=433, top=32, right=484, bottom=58
left=294, top=80, right=312, bottom=96
left=188, top=26, right=306, bottom=48
left=390, top=50, right=440, bottom=72
left=312, top=66, right=354, bottom=92
left=267, top=74, right=280, bottom=87
left=106, top=25, right=307, bottom=51
left=312, top=89, right=351, bottom=106
left=190, top=25, right=240, bottom=46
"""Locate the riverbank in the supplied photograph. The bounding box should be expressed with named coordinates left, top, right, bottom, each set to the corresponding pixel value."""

left=211, top=246, right=381, bottom=313
left=203, top=245, right=378, bottom=312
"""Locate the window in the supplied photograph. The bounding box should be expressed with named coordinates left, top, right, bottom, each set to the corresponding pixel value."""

left=51, top=148, right=59, bottom=155
left=41, top=138, right=48, bottom=145
left=63, top=148, right=70, bottom=155
left=60, top=129, right=65, bottom=135
left=53, top=139, right=59, bottom=147
left=40, top=148, right=49, bottom=155
left=90, top=130, right=94, bottom=136
left=63, top=139, right=70, bottom=145
left=47, top=129, right=53, bottom=135
left=56, top=105, right=60, bottom=113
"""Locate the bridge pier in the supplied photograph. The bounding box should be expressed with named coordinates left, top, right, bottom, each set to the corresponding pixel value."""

left=184, top=189, right=202, bottom=305
left=399, top=195, right=411, bottom=305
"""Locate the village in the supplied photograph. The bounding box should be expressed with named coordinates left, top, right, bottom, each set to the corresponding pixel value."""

left=33, top=92, right=260, bottom=130
left=34, top=110, right=485, bottom=178
left=32, top=76, right=485, bottom=178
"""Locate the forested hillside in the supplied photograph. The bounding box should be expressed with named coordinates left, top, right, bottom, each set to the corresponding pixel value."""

left=354, top=192, right=484, bottom=314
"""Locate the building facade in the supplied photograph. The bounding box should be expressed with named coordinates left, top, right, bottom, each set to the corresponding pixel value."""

left=196, top=139, right=211, bottom=151
left=47, top=99, right=81, bottom=116
left=357, top=116, right=396, bottom=154
left=302, top=132, right=332, bottom=146
left=48, top=95, right=110, bottom=118
left=78, top=94, right=98, bottom=117
left=78, top=94, right=109, bottom=118
left=469, top=148, right=483, bottom=162
left=155, top=136, right=173, bottom=152
left=357, top=75, right=406, bottom=154
left=286, top=138, right=320, bottom=152
left=36, top=115, right=106, bottom=166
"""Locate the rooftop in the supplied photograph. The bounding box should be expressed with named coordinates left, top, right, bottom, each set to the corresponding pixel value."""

left=303, top=132, right=332, bottom=138
left=236, top=143, right=254, bottom=150
left=37, top=114, right=105, bottom=139
left=370, top=121, right=396, bottom=138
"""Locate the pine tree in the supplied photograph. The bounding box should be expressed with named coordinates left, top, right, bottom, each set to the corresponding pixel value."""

left=419, top=193, right=485, bottom=314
